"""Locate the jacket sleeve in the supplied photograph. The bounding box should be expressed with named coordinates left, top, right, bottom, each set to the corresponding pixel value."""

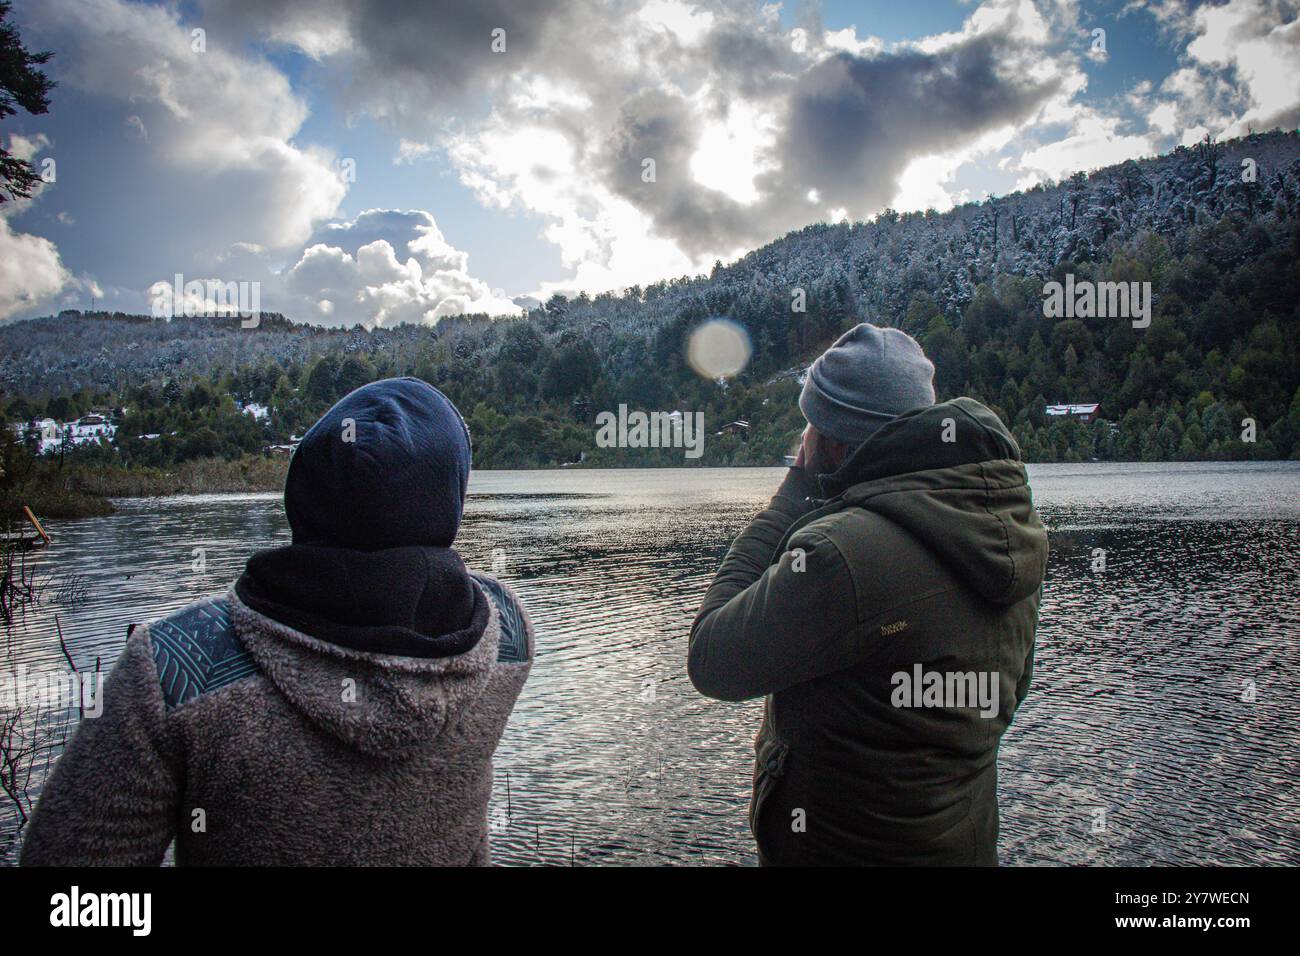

left=688, top=468, right=864, bottom=702
left=20, top=628, right=180, bottom=866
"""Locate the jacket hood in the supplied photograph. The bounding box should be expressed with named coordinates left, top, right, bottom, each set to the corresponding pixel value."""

left=818, top=397, right=1049, bottom=605
left=285, top=377, right=472, bottom=550
left=230, top=543, right=494, bottom=757
left=228, top=581, right=501, bottom=759
left=235, top=543, right=486, bottom=659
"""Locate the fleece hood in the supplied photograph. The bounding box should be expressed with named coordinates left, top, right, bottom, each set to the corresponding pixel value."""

left=285, top=377, right=472, bottom=550
left=230, top=544, right=495, bottom=757
left=817, top=397, right=1049, bottom=605
left=228, top=586, right=500, bottom=759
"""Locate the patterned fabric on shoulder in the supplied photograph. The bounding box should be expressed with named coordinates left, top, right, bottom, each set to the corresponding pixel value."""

left=471, top=574, right=530, bottom=664
left=149, top=598, right=258, bottom=709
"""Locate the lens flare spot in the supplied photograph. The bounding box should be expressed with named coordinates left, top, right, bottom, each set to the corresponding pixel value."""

left=687, top=318, right=751, bottom=380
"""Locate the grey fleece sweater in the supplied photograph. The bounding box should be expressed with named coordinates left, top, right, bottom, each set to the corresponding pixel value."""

left=20, top=574, right=533, bottom=866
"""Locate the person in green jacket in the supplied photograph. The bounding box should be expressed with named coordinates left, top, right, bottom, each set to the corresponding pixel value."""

left=689, top=323, right=1049, bottom=866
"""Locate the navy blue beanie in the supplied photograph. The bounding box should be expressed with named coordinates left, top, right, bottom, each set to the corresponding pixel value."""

left=284, top=377, right=471, bottom=550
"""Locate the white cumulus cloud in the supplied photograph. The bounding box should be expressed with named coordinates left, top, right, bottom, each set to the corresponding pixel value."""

left=277, top=209, right=522, bottom=327
left=0, top=214, right=72, bottom=320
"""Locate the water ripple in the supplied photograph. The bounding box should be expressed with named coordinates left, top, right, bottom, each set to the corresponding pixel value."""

left=3, top=462, right=1297, bottom=865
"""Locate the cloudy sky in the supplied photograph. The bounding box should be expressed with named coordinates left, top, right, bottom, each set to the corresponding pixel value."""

left=2, top=0, right=1298, bottom=325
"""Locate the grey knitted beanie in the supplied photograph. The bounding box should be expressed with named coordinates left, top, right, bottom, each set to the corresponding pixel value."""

left=798, top=323, right=936, bottom=444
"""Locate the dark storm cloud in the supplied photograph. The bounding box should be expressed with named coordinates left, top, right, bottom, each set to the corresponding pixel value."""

left=601, top=28, right=1061, bottom=257
left=768, top=33, right=1062, bottom=214
left=701, top=20, right=805, bottom=99
left=601, top=89, right=753, bottom=255
left=202, top=0, right=595, bottom=121
left=199, top=0, right=1063, bottom=261
left=343, top=0, right=583, bottom=111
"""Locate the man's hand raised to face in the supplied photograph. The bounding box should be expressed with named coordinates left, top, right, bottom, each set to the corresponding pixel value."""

left=796, top=424, right=850, bottom=476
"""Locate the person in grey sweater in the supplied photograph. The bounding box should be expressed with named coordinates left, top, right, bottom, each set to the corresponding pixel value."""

left=21, top=377, right=533, bottom=866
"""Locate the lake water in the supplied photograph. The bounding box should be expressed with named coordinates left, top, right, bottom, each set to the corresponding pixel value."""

left=3, top=462, right=1298, bottom=866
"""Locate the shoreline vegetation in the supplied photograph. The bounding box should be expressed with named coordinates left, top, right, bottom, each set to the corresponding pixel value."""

left=1, top=456, right=290, bottom=520
left=6, top=451, right=1300, bottom=524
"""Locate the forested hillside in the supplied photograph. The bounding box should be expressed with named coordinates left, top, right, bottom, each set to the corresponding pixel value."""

left=2, top=130, right=1298, bottom=469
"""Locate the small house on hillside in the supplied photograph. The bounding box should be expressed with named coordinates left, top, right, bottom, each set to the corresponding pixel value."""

left=1045, top=403, right=1100, bottom=424
left=67, top=415, right=116, bottom=444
